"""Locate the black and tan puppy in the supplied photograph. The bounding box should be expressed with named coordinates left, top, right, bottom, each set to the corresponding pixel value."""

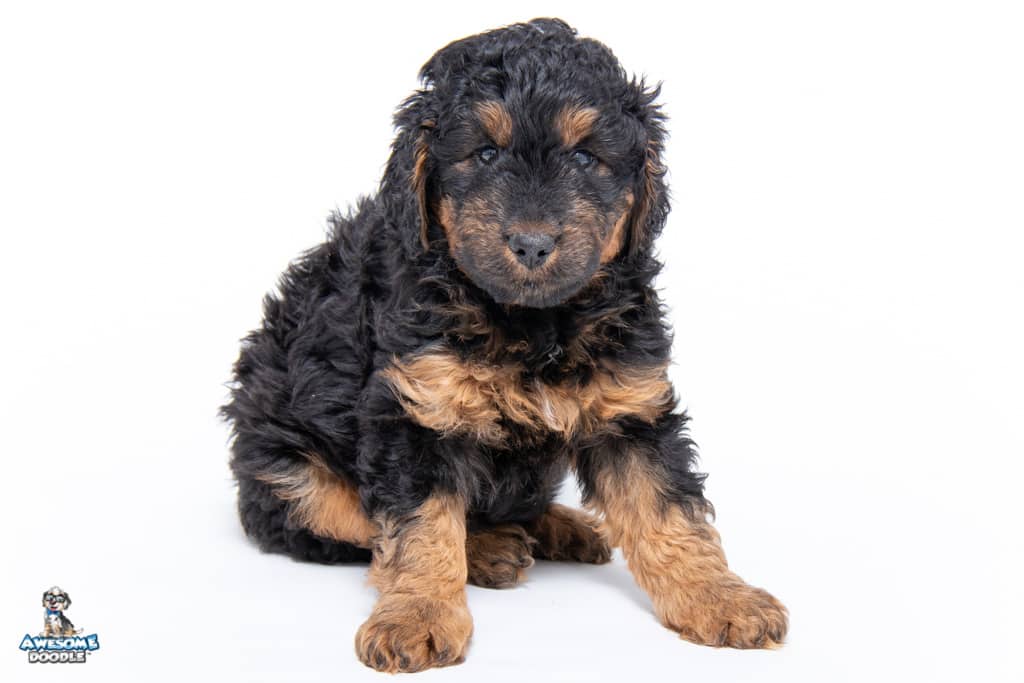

left=222, top=18, right=787, bottom=673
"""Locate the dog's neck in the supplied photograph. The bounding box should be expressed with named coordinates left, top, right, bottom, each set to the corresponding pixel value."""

left=434, top=261, right=662, bottom=379
left=377, top=242, right=669, bottom=379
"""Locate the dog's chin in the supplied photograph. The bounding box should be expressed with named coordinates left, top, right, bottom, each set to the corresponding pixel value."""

left=478, top=274, right=591, bottom=309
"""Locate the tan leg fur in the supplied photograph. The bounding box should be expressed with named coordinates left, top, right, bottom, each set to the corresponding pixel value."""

left=355, top=493, right=474, bottom=673
left=587, top=457, right=788, bottom=648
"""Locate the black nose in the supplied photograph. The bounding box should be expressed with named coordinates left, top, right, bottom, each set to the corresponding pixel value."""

left=507, top=233, right=555, bottom=269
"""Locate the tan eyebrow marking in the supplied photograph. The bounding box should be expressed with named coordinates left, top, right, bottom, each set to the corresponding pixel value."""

left=474, top=100, right=513, bottom=147
left=556, top=105, right=600, bottom=148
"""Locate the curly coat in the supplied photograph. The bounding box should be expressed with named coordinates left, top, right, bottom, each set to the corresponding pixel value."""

left=222, top=18, right=786, bottom=673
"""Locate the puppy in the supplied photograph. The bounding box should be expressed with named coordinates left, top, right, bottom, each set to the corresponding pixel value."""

left=41, top=586, right=80, bottom=638
left=222, top=18, right=787, bottom=673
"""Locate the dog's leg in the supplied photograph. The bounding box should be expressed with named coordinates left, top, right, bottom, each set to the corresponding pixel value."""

left=355, top=491, right=473, bottom=673
left=575, top=427, right=788, bottom=649
left=524, top=503, right=612, bottom=564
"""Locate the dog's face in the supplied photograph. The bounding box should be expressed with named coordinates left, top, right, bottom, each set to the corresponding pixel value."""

left=429, top=100, right=638, bottom=308
left=404, top=20, right=666, bottom=309
left=42, top=587, right=70, bottom=613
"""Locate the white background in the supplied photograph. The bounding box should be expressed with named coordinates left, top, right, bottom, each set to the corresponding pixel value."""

left=2, top=1, right=1022, bottom=681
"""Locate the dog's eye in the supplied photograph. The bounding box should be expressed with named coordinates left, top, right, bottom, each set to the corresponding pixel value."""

left=571, top=149, right=596, bottom=168
left=476, top=146, right=499, bottom=164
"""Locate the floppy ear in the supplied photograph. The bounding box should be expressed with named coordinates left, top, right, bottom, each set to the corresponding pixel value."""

left=412, top=122, right=436, bottom=250
left=625, top=82, right=669, bottom=259
left=628, top=142, right=667, bottom=258
left=42, top=592, right=48, bottom=608
left=381, top=90, right=438, bottom=258
left=63, top=593, right=71, bottom=609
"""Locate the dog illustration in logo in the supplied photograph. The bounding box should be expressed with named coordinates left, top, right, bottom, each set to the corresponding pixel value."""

left=41, top=587, right=81, bottom=638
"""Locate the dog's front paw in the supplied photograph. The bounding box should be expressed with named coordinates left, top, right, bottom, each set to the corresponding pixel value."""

left=355, top=596, right=473, bottom=673
left=658, top=577, right=788, bottom=649
left=466, top=524, right=535, bottom=588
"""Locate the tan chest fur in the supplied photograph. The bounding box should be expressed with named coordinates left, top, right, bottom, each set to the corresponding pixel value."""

left=381, top=345, right=673, bottom=445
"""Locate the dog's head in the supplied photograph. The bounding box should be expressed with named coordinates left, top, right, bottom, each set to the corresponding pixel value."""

left=387, top=18, right=667, bottom=308
left=42, top=587, right=71, bottom=613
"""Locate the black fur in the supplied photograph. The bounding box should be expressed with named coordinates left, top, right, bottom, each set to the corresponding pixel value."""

left=221, top=18, right=706, bottom=562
